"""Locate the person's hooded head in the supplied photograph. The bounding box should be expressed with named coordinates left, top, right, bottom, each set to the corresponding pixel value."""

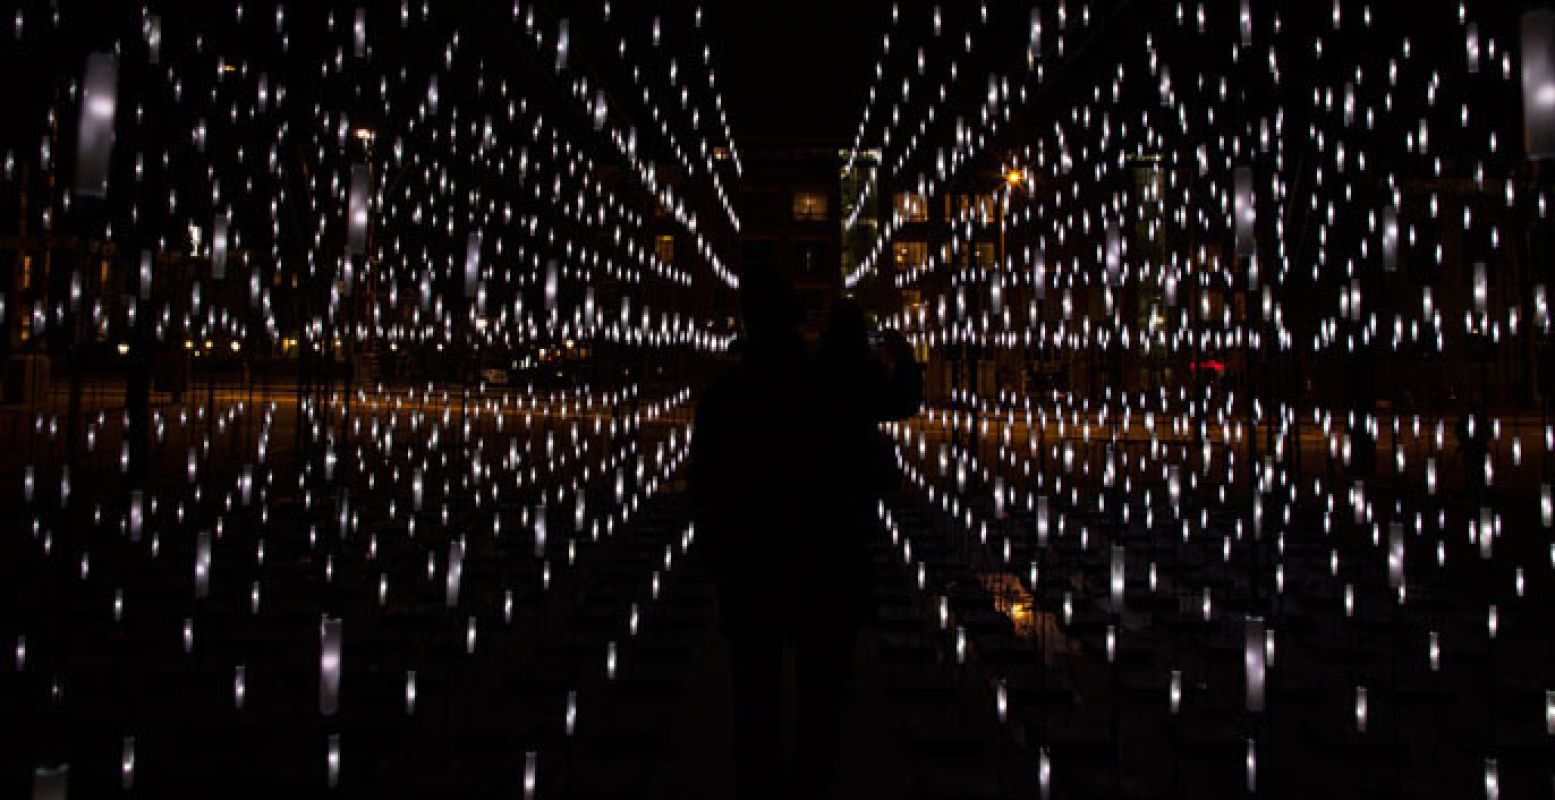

left=738, top=263, right=802, bottom=346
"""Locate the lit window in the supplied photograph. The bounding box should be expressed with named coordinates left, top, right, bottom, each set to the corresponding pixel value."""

left=796, top=242, right=828, bottom=274
left=894, top=193, right=928, bottom=222
left=976, top=242, right=998, bottom=268
left=792, top=191, right=828, bottom=222
left=655, top=234, right=675, bottom=264
left=951, top=193, right=996, bottom=219
left=893, top=241, right=928, bottom=273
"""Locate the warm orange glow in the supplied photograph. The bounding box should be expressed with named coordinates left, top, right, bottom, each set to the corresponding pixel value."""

left=980, top=572, right=1037, bottom=638
left=1005, top=169, right=1024, bottom=187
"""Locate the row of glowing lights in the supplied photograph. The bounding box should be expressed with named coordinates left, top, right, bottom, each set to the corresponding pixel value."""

left=844, top=1, right=1078, bottom=225
left=880, top=396, right=1545, bottom=796
left=845, top=0, right=1102, bottom=288
left=20, top=383, right=699, bottom=790
left=841, top=2, right=995, bottom=229
left=23, top=0, right=739, bottom=357
left=847, top=0, right=1540, bottom=348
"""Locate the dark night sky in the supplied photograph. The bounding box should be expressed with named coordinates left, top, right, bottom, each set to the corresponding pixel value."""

left=702, top=0, right=889, bottom=145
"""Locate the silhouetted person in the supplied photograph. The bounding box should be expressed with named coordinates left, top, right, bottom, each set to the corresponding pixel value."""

left=690, top=264, right=812, bottom=800
left=795, top=299, right=920, bottom=794
left=691, top=280, right=921, bottom=799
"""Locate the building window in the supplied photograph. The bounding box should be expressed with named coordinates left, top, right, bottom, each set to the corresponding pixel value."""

left=893, top=241, right=928, bottom=273
left=792, top=190, right=828, bottom=222
left=894, top=192, right=929, bottom=222
left=655, top=234, right=675, bottom=264
left=795, top=242, right=828, bottom=274
left=948, top=193, right=996, bottom=220
left=975, top=242, right=998, bottom=268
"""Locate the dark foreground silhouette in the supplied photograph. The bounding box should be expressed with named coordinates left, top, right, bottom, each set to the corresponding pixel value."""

left=690, top=266, right=922, bottom=799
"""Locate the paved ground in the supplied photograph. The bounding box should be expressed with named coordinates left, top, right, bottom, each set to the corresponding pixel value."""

left=1, top=381, right=1552, bottom=798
